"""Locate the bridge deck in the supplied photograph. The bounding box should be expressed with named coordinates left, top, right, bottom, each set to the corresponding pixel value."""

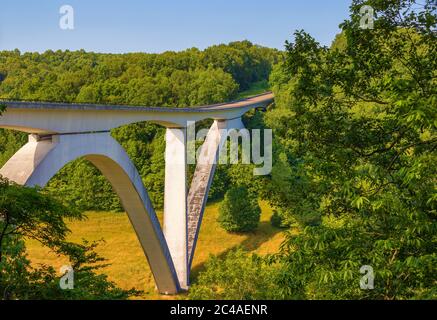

left=0, top=92, right=274, bottom=133
left=0, top=92, right=273, bottom=113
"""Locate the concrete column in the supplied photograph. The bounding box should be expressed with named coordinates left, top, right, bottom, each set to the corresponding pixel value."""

left=187, top=120, right=227, bottom=267
left=163, top=127, right=189, bottom=290
left=186, top=118, right=245, bottom=268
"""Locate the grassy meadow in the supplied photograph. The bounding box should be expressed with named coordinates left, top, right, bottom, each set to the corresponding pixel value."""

left=25, top=200, right=284, bottom=300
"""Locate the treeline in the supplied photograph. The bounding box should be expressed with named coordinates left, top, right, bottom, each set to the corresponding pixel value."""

left=0, top=40, right=278, bottom=105
left=0, top=41, right=280, bottom=211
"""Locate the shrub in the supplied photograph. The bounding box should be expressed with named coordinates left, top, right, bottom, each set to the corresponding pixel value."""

left=218, top=186, right=261, bottom=232
left=188, top=248, right=284, bottom=300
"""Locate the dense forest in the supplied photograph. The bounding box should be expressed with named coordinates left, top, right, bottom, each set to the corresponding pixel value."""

left=0, top=40, right=280, bottom=211
left=0, top=0, right=436, bottom=300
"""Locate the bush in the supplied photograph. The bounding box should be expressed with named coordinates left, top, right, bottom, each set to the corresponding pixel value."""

left=188, top=248, right=284, bottom=300
left=218, top=186, right=261, bottom=232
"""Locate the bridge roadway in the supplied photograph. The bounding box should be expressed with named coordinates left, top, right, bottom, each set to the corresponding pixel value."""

left=0, top=92, right=274, bottom=134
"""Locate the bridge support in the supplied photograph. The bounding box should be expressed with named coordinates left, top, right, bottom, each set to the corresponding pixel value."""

left=163, top=128, right=189, bottom=290
left=186, top=118, right=244, bottom=268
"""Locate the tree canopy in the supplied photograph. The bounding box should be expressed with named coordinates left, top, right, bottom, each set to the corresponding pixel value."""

left=0, top=177, right=141, bottom=299
left=264, top=0, right=436, bottom=299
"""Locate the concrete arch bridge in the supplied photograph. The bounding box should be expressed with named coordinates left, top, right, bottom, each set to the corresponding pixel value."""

left=0, top=93, right=274, bottom=294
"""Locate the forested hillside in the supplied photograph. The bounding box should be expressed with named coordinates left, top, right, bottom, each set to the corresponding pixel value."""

left=0, top=41, right=280, bottom=210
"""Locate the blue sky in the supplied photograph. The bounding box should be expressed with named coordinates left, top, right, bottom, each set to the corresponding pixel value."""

left=0, top=0, right=351, bottom=53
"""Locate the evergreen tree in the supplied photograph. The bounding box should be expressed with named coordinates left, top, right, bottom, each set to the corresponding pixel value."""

left=218, top=186, right=261, bottom=232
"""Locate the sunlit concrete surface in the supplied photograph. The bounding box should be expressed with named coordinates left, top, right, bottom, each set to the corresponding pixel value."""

left=0, top=93, right=273, bottom=133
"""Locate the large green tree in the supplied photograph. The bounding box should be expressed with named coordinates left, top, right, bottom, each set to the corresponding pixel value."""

left=218, top=186, right=261, bottom=233
left=189, top=248, right=284, bottom=300
left=265, top=0, right=436, bottom=299
left=0, top=177, right=141, bottom=300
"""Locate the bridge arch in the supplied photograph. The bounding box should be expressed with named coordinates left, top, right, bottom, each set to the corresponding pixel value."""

left=0, top=131, right=180, bottom=294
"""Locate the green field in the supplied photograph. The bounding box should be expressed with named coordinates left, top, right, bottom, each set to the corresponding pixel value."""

left=25, top=201, right=283, bottom=300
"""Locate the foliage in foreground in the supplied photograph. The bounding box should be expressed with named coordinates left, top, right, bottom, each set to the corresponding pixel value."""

left=264, top=0, right=436, bottom=299
left=0, top=178, right=141, bottom=299
left=189, top=248, right=285, bottom=300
